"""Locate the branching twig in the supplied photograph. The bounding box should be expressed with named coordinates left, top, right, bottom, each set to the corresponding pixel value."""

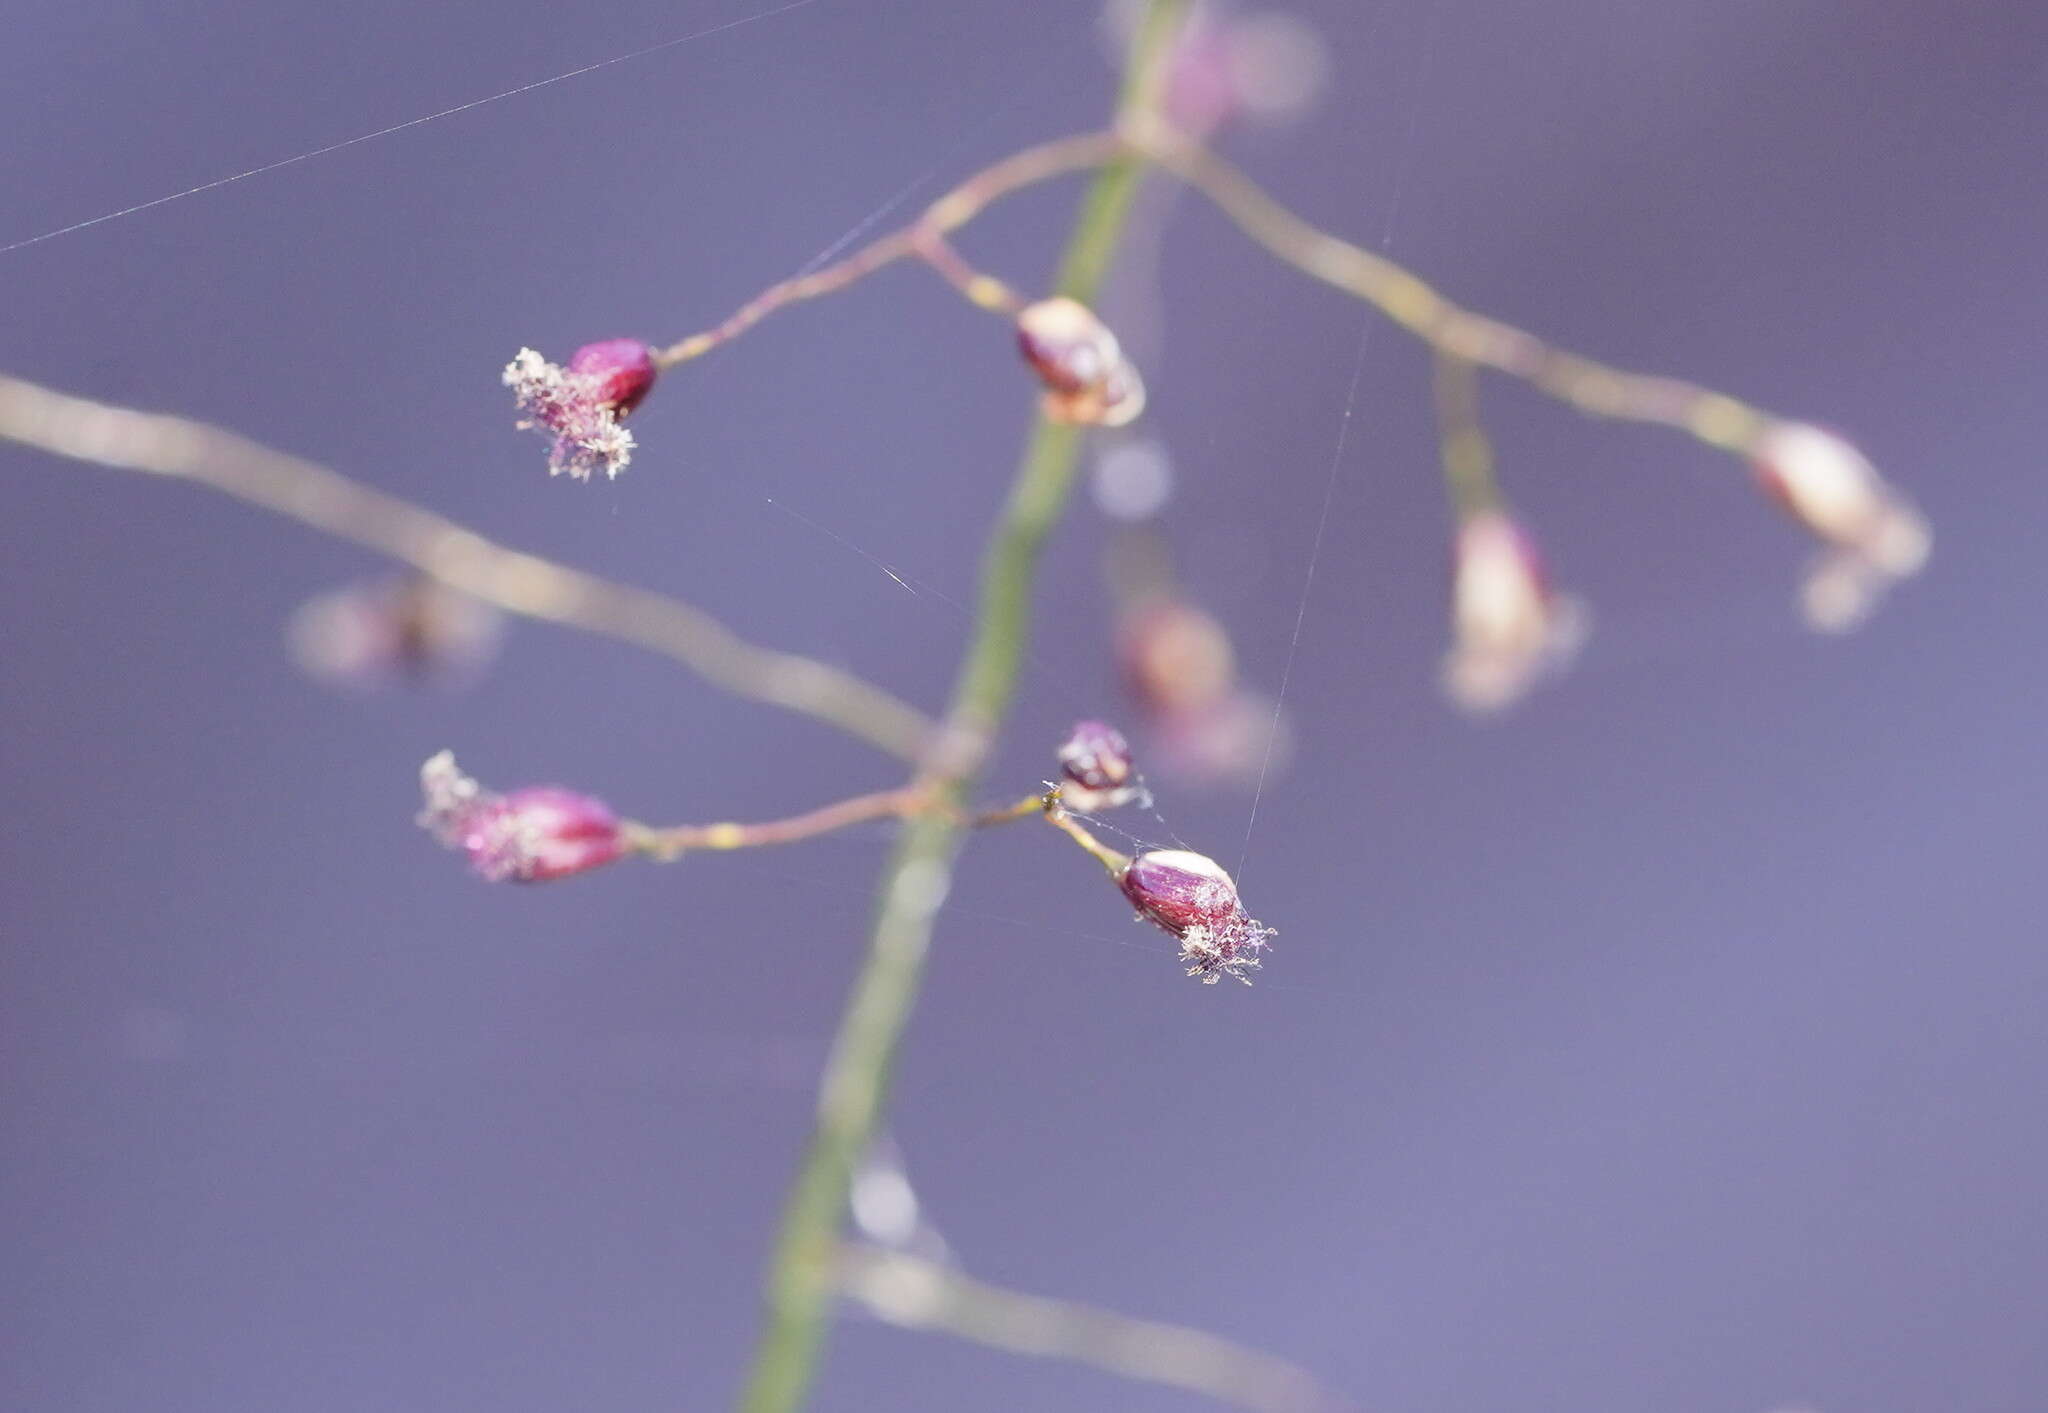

left=652, top=133, right=1124, bottom=368
left=0, top=371, right=934, bottom=761
left=839, top=1244, right=1354, bottom=1413
left=645, top=112, right=1777, bottom=462
left=1129, top=122, right=1773, bottom=453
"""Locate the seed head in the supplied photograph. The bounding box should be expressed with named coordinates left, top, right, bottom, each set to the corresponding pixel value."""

left=1118, top=848, right=1273, bottom=985
left=1751, top=422, right=1929, bottom=631
left=502, top=339, right=660, bottom=481
left=417, top=750, right=626, bottom=883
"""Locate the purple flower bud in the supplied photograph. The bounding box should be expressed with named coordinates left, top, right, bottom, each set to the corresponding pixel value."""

left=566, top=339, right=660, bottom=417
left=1118, top=848, right=1273, bottom=985
left=417, top=751, right=626, bottom=883
left=1059, top=719, right=1134, bottom=792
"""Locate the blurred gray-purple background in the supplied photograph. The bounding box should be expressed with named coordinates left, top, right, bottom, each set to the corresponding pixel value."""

left=5, top=1, right=2047, bottom=1409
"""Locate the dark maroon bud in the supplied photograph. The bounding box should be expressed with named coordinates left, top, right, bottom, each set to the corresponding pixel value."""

left=1117, top=848, right=1275, bottom=985
left=1058, top=719, right=1134, bottom=793
left=1120, top=849, right=1243, bottom=935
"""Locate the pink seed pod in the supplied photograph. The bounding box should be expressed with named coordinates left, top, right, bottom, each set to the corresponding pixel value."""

left=1015, top=297, right=1147, bottom=428
left=502, top=338, right=660, bottom=481
left=417, top=751, right=626, bottom=883
left=1118, top=848, right=1273, bottom=985
left=1441, top=510, right=1586, bottom=715
left=1751, top=422, right=1930, bottom=631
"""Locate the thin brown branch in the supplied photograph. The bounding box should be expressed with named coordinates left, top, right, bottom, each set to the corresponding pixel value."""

left=625, top=783, right=1055, bottom=861
left=839, top=1244, right=1355, bottom=1413
left=628, top=787, right=925, bottom=859
left=0, top=371, right=934, bottom=761
left=653, top=132, right=1123, bottom=368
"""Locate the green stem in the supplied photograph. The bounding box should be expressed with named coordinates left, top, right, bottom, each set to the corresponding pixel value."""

left=733, top=6, right=1189, bottom=1411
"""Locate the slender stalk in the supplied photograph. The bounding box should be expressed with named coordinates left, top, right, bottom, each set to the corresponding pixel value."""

left=0, top=372, right=933, bottom=760
left=911, top=232, right=1025, bottom=315
left=1432, top=352, right=1501, bottom=520
left=625, top=783, right=1048, bottom=860
left=626, top=787, right=928, bottom=859
left=733, top=5, right=1189, bottom=1410
left=1130, top=125, right=1774, bottom=452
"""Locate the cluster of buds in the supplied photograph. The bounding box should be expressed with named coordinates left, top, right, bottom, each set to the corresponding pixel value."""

left=288, top=576, right=501, bottom=689
left=1056, top=719, right=1148, bottom=812
left=417, top=750, right=626, bottom=883
left=1751, top=422, right=1931, bottom=632
left=502, top=338, right=661, bottom=481
left=1015, top=297, right=1146, bottom=427
left=1118, top=849, right=1273, bottom=985
left=1441, top=510, right=1586, bottom=714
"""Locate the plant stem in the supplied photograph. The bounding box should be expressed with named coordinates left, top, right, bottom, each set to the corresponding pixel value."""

left=733, top=5, right=1188, bottom=1411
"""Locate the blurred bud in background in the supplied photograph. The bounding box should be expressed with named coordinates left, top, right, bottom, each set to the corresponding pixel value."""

left=1440, top=510, right=1586, bottom=715
left=288, top=575, right=502, bottom=690
left=1102, top=0, right=1329, bottom=138
left=1751, top=422, right=1930, bottom=632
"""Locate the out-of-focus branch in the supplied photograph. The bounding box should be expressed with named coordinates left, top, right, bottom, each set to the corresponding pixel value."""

left=732, top=5, right=1193, bottom=1411
left=0, top=371, right=934, bottom=761
left=839, top=1244, right=1354, bottom=1413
